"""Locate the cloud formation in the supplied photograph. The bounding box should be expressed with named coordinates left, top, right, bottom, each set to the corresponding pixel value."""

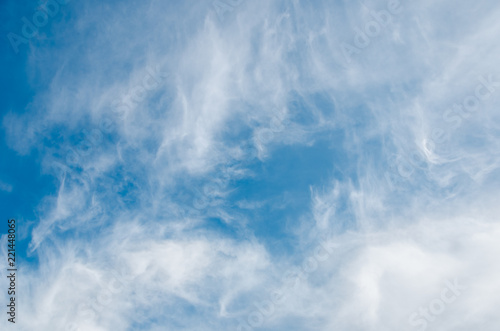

left=2, top=0, right=500, bottom=330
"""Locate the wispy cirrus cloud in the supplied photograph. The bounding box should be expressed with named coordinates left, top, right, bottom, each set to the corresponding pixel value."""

left=1, top=0, right=500, bottom=330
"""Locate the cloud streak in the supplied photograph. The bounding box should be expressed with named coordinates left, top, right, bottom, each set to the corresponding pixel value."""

left=2, top=0, right=500, bottom=330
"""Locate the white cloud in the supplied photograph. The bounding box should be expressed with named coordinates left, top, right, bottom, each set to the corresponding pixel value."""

left=2, top=0, right=500, bottom=329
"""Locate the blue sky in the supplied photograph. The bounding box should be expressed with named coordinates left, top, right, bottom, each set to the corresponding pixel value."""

left=2, top=0, right=500, bottom=330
